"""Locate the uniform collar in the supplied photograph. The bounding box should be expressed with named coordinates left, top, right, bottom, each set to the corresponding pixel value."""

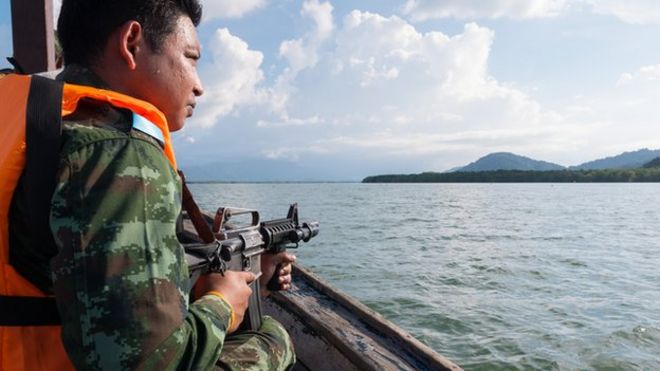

left=56, top=64, right=111, bottom=90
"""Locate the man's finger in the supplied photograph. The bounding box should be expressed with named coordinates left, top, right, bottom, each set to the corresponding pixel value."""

left=279, top=264, right=292, bottom=276
left=273, top=252, right=296, bottom=264
left=241, top=271, right=258, bottom=283
left=283, top=252, right=296, bottom=263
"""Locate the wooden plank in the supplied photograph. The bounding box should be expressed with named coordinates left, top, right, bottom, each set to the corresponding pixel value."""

left=10, top=0, right=56, bottom=73
left=263, top=298, right=360, bottom=371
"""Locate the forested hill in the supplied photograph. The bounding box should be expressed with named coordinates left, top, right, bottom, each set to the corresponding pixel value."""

left=644, top=157, right=660, bottom=168
left=458, top=152, right=564, bottom=172
left=571, top=149, right=660, bottom=170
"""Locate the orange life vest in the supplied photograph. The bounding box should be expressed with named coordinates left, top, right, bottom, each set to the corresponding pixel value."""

left=0, top=73, right=176, bottom=371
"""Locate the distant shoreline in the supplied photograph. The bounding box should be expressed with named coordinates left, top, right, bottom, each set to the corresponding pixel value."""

left=187, top=180, right=359, bottom=184
left=362, top=168, right=660, bottom=183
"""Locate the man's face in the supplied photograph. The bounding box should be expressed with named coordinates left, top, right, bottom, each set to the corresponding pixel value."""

left=136, top=15, right=203, bottom=132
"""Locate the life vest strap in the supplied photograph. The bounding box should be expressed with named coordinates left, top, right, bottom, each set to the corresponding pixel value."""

left=0, top=295, right=60, bottom=326
left=25, top=76, right=64, bottom=270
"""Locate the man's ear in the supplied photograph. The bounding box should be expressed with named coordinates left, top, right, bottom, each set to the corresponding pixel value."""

left=117, top=21, right=144, bottom=70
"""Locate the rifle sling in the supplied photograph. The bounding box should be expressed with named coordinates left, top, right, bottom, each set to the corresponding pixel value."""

left=178, top=170, right=216, bottom=243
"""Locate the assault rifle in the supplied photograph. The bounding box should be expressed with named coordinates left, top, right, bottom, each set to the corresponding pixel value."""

left=183, top=203, right=319, bottom=330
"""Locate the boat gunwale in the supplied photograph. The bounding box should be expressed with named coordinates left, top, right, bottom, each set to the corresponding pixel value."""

left=271, top=264, right=462, bottom=370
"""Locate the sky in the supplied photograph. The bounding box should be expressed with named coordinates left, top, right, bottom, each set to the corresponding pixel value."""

left=2, top=0, right=660, bottom=180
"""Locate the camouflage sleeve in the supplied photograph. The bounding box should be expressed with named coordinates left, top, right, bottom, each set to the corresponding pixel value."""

left=218, top=316, right=296, bottom=370
left=49, top=134, right=231, bottom=370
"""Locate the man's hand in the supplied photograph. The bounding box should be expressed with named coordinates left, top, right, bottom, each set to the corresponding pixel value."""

left=260, top=252, right=296, bottom=297
left=193, top=271, right=256, bottom=333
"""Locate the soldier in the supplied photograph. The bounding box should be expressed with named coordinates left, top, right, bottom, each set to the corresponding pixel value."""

left=8, top=0, right=296, bottom=369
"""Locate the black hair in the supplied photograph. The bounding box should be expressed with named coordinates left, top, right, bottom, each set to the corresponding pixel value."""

left=57, top=0, right=202, bottom=66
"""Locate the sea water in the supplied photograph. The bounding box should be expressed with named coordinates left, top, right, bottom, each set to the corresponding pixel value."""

left=189, top=183, right=660, bottom=370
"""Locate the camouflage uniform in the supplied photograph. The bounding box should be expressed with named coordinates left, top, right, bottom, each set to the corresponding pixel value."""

left=12, top=65, right=295, bottom=370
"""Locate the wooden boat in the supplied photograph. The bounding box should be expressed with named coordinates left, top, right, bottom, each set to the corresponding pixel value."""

left=181, top=214, right=462, bottom=370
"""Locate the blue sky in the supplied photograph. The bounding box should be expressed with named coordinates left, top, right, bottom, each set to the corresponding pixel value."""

left=2, top=1, right=660, bottom=180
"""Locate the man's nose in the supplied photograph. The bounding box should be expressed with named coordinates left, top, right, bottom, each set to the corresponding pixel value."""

left=194, top=83, right=204, bottom=97
left=193, top=74, right=204, bottom=97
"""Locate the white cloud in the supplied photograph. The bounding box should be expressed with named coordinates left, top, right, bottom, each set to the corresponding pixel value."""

left=253, top=10, right=567, bottom=162
left=272, top=0, right=334, bottom=123
left=617, top=64, right=660, bottom=86
left=402, top=0, right=568, bottom=21
left=189, top=4, right=657, bottom=172
left=401, top=0, right=660, bottom=24
left=331, top=12, right=542, bottom=105
left=555, top=62, right=660, bottom=162
left=201, top=0, right=266, bottom=20
left=191, top=28, right=265, bottom=128
left=279, top=0, right=334, bottom=77
left=257, top=116, right=322, bottom=128
left=303, top=0, right=334, bottom=41
left=262, top=145, right=330, bottom=161
left=583, top=0, right=660, bottom=24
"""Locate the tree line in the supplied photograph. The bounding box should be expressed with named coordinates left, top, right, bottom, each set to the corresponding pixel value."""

left=362, top=168, right=660, bottom=183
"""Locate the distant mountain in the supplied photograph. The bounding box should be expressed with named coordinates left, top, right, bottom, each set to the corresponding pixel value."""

left=571, top=149, right=660, bottom=170
left=180, top=159, right=326, bottom=182
left=457, top=152, right=565, bottom=172
left=644, top=157, right=660, bottom=168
